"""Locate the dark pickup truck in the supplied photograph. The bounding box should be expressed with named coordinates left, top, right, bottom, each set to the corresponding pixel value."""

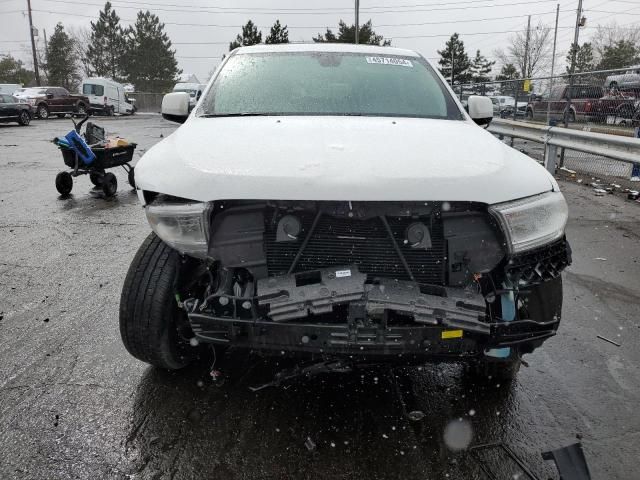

left=591, top=88, right=640, bottom=126
left=525, top=84, right=603, bottom=123
left=21, top=86, right=90, bottom=119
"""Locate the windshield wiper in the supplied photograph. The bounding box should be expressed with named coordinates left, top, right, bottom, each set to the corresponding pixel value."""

left=200, top=112, right=271, bottom=118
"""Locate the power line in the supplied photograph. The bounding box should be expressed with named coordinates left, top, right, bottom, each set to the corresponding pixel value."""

left=37, top=0, right=562, bottom=15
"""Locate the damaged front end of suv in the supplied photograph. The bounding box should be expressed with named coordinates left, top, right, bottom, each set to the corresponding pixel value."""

left=120, top=44, right=571, bottom=381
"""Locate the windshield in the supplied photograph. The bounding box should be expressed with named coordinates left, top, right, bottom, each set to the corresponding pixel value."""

left=83, top=84, right=104, bottom=96
left=201, top=51, right=462, bottom=119
left=174, top=89, right=197, bottom=97
left=23, top=88, right=47, bottom=95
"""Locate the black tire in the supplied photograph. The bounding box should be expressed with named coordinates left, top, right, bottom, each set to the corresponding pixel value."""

left=128, top=167, right=136, bottom=189
left=119, top=233, right=195, bottom=370
left=565, top=110, right=576, bottom=123
left=37, top=104, right=49, bottom=119
left=18, top=110, right=30, bottom=126
left=55, top=171, right=73, bottom=195
left=108, top=106, right=115, bottom=116
left=609, top=81, right=618, bottom=90
left=76, top=103, right=87, bottom=117
left=525, top=109, right=533, bottom=120
left=468, top=276, right=563, bottom=384
left=102, top=172, right=117, bottom=196
left=89, top=170, right=104, bottom=186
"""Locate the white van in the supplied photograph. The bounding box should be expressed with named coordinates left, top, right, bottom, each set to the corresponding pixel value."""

left=81, top=77, right=135, bottom=116
left=172, top=82, right=206, bottom=110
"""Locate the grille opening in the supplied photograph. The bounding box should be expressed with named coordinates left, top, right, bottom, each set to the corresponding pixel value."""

left=265, top=210, right=447, bottom=285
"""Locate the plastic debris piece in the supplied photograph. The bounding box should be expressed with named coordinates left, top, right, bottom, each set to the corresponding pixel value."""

left=593, top=189, right=606, bottom=196
left=304, top=437, right=316, bottom=451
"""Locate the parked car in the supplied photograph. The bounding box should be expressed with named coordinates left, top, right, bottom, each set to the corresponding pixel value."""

left=0, top=83, right=22, bottom=96
left=604, top=65, right=640, bottom=90
left=525, top=84, right=604, bottom=122
left=21, top=86, right=90, bottom=119
left=0, top=94, right=32, bottom=126
left=172, top=82, right=206, bottom=110
left=81, top=77, right=135, bottom=116
left=121, top=44, right=570, bottom=384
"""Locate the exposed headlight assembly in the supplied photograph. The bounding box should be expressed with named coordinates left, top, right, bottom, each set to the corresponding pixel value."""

left=145, top=201, right=210, bottom=258
left=490, top=191, right=568, bottom=253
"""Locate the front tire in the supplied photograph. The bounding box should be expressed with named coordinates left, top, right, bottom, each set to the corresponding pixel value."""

left=18, top=110, right=30, bottom=126
left=37, top=104, right=49, bottom=119
left=119, top=233, right=195, bottom=370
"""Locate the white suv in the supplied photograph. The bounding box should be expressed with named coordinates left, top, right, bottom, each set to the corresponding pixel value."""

left=120, top=44, right=570, bottom=383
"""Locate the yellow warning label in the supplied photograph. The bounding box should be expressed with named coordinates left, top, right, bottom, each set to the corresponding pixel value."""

left=441, top=330, right=463, bottom=339
left=523, top=79, right=531, bottom=92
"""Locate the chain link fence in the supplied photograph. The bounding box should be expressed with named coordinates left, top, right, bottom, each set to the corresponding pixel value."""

left=457, top=67, right=640, bottom=187
left=127, top=92, right=165, bottom=113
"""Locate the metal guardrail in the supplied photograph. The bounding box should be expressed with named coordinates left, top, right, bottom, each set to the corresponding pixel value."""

left=488, top=119, right=640, bottom=173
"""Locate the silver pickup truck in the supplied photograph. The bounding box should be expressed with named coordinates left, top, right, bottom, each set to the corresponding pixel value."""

left=605, top=65, right=640, bottom=89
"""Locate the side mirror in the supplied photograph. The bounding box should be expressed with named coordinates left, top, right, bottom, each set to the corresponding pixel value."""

left=467, top=96, right=493, bottom=126
left=161, top=92, right=190, bottom=123
left=46, top=93, right=54, bottom=99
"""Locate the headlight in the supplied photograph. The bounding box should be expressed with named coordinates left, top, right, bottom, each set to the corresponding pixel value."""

left=489, top=191, right=568, bottom=253
left=145, top=201, right=210, bottom=258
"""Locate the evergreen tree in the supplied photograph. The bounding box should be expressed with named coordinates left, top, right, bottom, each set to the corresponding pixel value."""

left=469, top=50, right=495, bottom=83
left=0, top=55, right=35, bottom=85
left=495, top=63, right=520, bottom=81
left=229, top=20, right=262, bottom=50
left=125, top=11, right=180, bottom=92
left=46, top=23, right=81, bottom=91
left=313, top=20, right=390, bottom=46
left=437, top=33, right=471, bottom=84
left=597, top=40, right=639, bottom=70
left=566, top=42, right=595, bottom=73
left=87, top=2, right=127, bottom=80
left=265, top=20, right=289, bottom=44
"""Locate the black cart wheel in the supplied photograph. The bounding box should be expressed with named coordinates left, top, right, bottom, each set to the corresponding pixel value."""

left=55, top=171, right=73, bottom=195
left=89, top=170, right=104, bottom=186
left=102, top=172, right=117, bottom=196
left=18, top=111, right=30, bottom=126
left=128, top=167, right=136, bottom=189
left=120, top=233, right=196, bottom=370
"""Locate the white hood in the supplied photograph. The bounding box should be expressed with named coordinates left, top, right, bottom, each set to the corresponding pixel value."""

left=135, top=116, right=555, bottom=204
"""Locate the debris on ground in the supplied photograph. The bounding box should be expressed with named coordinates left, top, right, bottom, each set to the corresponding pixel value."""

left=304, top=436, right=316, bottom=451
left=596, top=335, right=621, bottom=347
left=593, top=189, right=606, bottom=196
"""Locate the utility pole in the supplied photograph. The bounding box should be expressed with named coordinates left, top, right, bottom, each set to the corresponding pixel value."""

left=559, top=0, right=583, bottom=168
left=546, top=4, right=560, bottom=124
left=27, top=0, right=41, bottom=85
left=514, top=15, right=531, bottom=121
left=354, top=0, right=360, bottom=44
left=564, top=0, right=583, bottom=128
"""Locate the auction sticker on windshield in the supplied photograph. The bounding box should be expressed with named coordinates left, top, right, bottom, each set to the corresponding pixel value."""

left=365, top=57, right=413, bottom=67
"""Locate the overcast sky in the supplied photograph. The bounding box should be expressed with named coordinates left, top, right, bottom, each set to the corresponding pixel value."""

left=1, top=0, right=638, bottom=86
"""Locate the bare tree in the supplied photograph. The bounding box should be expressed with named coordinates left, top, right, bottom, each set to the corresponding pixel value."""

left=494, top=21, right=552, bottom=78
left=67, top=25, right=92, bottom=78
left=591, top=21, right=640, bottom=62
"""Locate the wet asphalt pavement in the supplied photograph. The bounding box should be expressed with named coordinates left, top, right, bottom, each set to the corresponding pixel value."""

left=1, top=115, right=639, bottom=480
